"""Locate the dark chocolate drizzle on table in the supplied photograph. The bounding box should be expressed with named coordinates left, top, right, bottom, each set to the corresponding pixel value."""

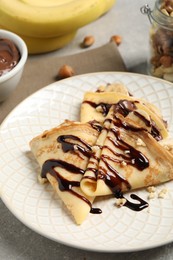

left=41, top=114, right=149, bottom=213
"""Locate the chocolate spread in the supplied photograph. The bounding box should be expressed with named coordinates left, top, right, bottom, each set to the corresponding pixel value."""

left=0, top=38, right=20, bottom=76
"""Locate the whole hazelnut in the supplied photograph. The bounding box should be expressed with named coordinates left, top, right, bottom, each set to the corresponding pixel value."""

left=160, top=55, right=173, bottom=67
left=57, top=65, right=75, bottom=79
left=110, top=35, right=122, bottom=46
left=81, top=35, right=95, bottom=48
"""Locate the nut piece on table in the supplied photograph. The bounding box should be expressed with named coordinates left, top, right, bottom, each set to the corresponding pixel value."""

left=81, top=35, right=95, bottom=48
left=110, top=35, right=122, bottom=46
left=57, top=65, right=75, bottom=79
left=158, top=188, right=168, bottom=198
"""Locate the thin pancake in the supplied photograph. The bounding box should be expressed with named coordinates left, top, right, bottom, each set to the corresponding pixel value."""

left=81, top=107, right=173, bottom=197
left=29, top=120, right=99, bottom=224
left=80, top=84, right=168, bottom=140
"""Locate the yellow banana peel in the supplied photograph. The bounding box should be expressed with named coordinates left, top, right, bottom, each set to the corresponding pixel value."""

left=0, top=25, right=77, bottom=54
left=0, top=0, right=116, bottom=53
left=0, top=0, right=115, bottom=38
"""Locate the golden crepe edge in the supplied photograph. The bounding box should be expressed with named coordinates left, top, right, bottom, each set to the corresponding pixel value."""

left=29, top=120, right=99, bottom=224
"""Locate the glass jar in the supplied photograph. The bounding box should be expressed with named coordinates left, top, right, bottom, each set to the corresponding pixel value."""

left=141, top=0, right=173, bottom=82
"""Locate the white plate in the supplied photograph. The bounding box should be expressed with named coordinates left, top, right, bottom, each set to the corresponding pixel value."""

left=1, top=72, right=173, bottom=253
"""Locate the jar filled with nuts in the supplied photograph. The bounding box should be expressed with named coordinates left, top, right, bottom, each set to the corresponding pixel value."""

left=141, top=0, right=173, bottom=82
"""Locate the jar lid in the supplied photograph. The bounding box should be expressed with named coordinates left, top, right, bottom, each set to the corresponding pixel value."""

left=141, top=0, right=173, bottom=30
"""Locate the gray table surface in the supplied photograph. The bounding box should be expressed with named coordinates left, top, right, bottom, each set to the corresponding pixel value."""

left=2, top=0, right=173, bottom=259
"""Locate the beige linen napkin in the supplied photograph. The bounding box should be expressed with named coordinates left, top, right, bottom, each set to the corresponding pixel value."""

left=0, top=42, right=126, bottom=124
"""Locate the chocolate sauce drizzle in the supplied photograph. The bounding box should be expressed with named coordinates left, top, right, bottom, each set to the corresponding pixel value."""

left=41, top=101, right=151, bottom=215
left=41, top=135, right=102, bottom=214
left=84, top=108, right=150, bottom=212
left=57, top=135, right=92, bottom=158
left=110, top=122, right=149, bottom=171
left=134, top=111, right=162, bottom=141
left=41, top=159, right=84, bottom=183
left=83, top=98, right=163, bottom=141
left=114, top=190, right=148, bottom=211
left=94, top=118, right=149, bottom=211
left=89, top=120, right=103, bottom=132
left=83, top=101, right=112, bottom=116
left=124, top=194, right=148, bottom=211
left=114, top=99, right=137, bottom=116
left=114, top=100, right=163, bottom=140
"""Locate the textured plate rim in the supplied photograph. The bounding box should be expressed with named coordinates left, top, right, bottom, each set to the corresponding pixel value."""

left=1, top=71, right=173, bottom=253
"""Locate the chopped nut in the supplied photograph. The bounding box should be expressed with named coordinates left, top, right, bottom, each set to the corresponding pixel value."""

left=121, top=161, right=127, bottom=167
left=158, top=188, right=168, bottom=198
left=158, top=192, right=165, bottom=198
left=147, top=186, right=156, bottom=193
left=115, top=198, right=127, bottom=207
left=104, top=120, right=111, bottom=128
left=57, top=65, right=75, bottom=79
left=161, top=8, right=170, bottom=16
left=38, top=174, right=48, bottom=184
left=136, top=138, right=146, bottom=147
left=161, top=1, right=173, bottom=15
left=97, top=85, right=105, bottom=92
left=131, top=159, right=135, bottom=164
left=147, top=186, right=168, bottom=199
left=164, top=145, right=170, bottom=150
left=147, top=186, right=156, bottom=199
left=91, top=145, right=100, bottom=153
left=110, top=35, right=122, bottom=46
left=81, top=35, right=95, bottom=48
left=96, top=105, right=104, bottom=113
left=73, top=144, right=78, bottom=151
left=166, top=5, right=173, bottom=13
left=148, top=192, right=155, bottom=200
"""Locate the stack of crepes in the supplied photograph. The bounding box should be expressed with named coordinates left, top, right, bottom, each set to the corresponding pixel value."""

left=30, top=83, right=173, bottom=224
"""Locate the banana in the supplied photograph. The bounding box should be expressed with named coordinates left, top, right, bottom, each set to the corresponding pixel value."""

left=0, top=25, right=77, bottom=54
left=0, top=0, right=116, bottom=38
left=22, top=31, right=77, bottom=54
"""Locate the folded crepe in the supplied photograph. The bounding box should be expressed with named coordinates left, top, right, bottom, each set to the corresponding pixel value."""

left=80, top=83, right=168, bottom=141
left=80, top=84, right=172, bottom=198
left=30, top=83, right=173, bottom=224
left=29, top=120, right=100, bottom=224
left=80, top=105, right=173, bottom=198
